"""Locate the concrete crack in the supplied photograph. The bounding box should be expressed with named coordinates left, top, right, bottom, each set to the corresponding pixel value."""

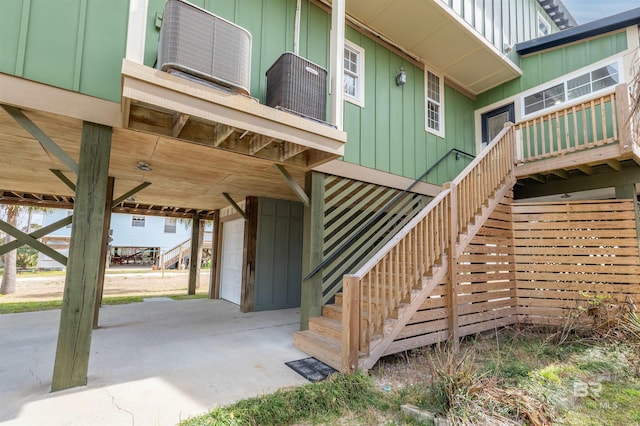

left=28, top=368, right=43, bottom=385
left=103, top=388, right=135, bottom=425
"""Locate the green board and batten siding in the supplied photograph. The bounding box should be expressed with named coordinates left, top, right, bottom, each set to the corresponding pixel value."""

left=0, top=0, right=478, bottom=185
left=476, top=31, right=629, bottom=109
left=144, top=0, right=477, bottom=185
left=0, top=0, right=129, bottom=103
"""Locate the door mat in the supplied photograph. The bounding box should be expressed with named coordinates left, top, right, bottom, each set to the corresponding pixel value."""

left=285, top=357, right=337, bottom=382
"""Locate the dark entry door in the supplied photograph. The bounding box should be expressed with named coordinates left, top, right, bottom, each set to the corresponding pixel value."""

left=481, top=103, right=515, bottom=148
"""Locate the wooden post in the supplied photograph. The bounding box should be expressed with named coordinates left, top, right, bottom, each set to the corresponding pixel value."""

left=52, top=122, right=111, bottom=391
left=341, top=275, right=360, bottom=372
left=615, top=184, right=640, bottom=255
left=444, top=183, right=460, bottom=352
left=208, top=210, right=221, bottom=299
left=240, top=196, right=258, bottom=313
left=615, top=84, right=632, bottom=152
left=187, top=213, right=201, bottom=295
left=93, top=176, right=114, bottom=329
left=300, top=171, right=325, bottom=330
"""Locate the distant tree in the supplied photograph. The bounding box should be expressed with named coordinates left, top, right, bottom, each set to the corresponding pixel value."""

left=0, top=205, right=52, bottom=295
left=0, top=205, right=18, bottom=294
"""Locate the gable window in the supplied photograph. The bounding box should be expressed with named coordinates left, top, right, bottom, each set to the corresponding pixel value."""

left=425, top=69, right=444, bottom=137
left=164, top=218, right=177, bottom=233
left=537, top=13, right=550, bottom=37
left=131, top=215, right=145, bottom=227
left=523, top=62, right=620, bottom=116
left=343, top=40, right=365, bottom=107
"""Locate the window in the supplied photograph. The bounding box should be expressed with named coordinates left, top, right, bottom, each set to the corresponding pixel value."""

left=343, top=40, right=365, bottom=107
left=537, top=13, right=550, bottom=37
left=425, top=70, right=444, bottom=137
left=523, top=62, right=620, bottom=116
left=164, top=218, right=177, bottom=233
left=131, top=215, right=145, bottom=227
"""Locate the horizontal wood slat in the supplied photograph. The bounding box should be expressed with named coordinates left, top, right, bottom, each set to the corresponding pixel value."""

left=514, top=199, right=640, bottom=325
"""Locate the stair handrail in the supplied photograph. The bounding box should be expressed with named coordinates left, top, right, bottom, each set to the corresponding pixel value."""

left=340, top=124, right=516, bottom=372
left=450, top=124, right=515, bottom=239
left=160, top=238, right=191, bottom=268
left=303, top=148, right=475, bottom=282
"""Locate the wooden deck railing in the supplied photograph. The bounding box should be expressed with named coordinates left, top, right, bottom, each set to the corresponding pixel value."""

left=515, top=86, right=626, bottom=163
left=450, top=125, right=515, bottom=236
left=340, top=126, right=516, bottom=371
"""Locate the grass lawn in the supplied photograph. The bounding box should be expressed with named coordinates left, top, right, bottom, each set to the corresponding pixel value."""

left=0, top=294, right=207, bottom=314
left=181, top=326, right=640, bottom=426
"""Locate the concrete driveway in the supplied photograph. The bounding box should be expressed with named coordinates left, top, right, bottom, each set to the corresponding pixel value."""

left=0, top=298, right=309, bottom=425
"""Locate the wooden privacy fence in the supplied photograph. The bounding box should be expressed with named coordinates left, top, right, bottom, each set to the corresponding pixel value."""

left=515, top=85, right=628, bottom=163
left=513, top=199, right=640, bottom=325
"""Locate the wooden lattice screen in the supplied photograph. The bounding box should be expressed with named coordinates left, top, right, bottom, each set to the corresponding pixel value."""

left=321, top=174, right=431, bottom=303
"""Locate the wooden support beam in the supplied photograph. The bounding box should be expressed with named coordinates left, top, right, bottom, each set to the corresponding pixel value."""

left=274, top=164, right=310, bottom=206
left=529, top=174, right=546, bottom=183
left=300, top=171, right=325, bottom=330
left=2, top=104, right=79, bottom=174
left=93, top=176, right=115, bottom=329
left=209, top=210, right=221, bottom=299
left=240, top=197, right=258, bottom=313
left=516, top=163, right=640, bottom=199
left=0, top=215, right=72, bottom=255
left=187, top=213, right=202, bottom=295
left=213, top=123, right=234, bottom=147
left=281, top=142, right=307, bottom=161
left=607, top=159, right=623, bottom=172
left=50, top=170, right=76, bottom=191
left=0, top=219, right=68, bottom=265
left=172, top=113, right=189, bottom=138
left=248, top=134, right=273, bottom=154
left=222, top=192, right=248, bottom=220
left=52, top=122, right=112, bottom=392
left=550, top=169, right=570, bottom=179
left=112, top=182, right=151, bottom=206
left=576, top=164, right=593, bottom=175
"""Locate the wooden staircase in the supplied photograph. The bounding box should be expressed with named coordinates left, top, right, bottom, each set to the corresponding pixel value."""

left=294, top=124, right=517, bottom=372
left=159, top=239, right=191, bottom=269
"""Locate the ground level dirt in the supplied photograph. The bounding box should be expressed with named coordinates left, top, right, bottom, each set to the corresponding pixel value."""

left=0, top=268, right=211, bottom=302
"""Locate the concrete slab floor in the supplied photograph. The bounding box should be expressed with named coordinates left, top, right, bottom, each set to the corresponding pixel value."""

left=0, top=299, right=310, bottom=425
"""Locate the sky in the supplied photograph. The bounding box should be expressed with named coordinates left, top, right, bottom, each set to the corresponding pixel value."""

left=561, top=0, right=639, bottom=24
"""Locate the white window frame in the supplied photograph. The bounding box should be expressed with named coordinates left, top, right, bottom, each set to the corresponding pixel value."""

left=537, top=13, right=551, bottom=37
left=164, top=217, right=177, bottom=234
left=521, top=58, right=623, bottom=118
left=131, top=215, right=146, bottom=227
left=343, top=40, right=365, bottom=107
left=425, top=68, right=445, bottom=138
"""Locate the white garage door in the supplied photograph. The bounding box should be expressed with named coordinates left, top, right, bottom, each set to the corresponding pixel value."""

left=220, top=218, right=245, bottom=305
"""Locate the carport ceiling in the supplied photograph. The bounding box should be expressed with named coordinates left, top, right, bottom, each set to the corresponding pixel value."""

left=0, top=108, right=307, bottom=212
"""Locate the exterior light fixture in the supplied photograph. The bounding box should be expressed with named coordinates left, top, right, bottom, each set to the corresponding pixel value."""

left=395, top=67, right=407, bottom=86
left=137, top=161, right=152, bottom=172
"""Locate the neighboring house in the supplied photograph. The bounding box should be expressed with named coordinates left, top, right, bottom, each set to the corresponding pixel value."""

left=38, top=209, right=196, bottom=269
left=1, top=0, right=639, bottom=391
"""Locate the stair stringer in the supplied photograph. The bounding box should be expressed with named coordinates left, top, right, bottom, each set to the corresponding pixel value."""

left=360, top=177, right=517, bottom=371
left=360, top=260, right=448, bottom=371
